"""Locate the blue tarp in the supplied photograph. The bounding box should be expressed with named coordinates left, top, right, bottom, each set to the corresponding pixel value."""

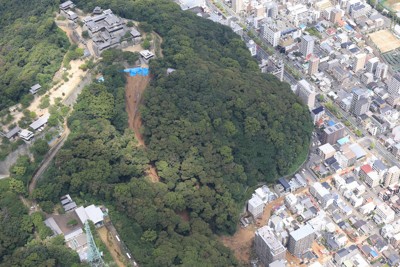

left=328, top=120, right=335, bottom=126
left=123, top=67, right=149, bottom=77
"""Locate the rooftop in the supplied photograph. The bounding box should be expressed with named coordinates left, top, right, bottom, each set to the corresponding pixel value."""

left=360, top=164, right=373, bottom=174
left=290, top=224, right=314, bottom=241
left=256, top=226, right=286, bottom=254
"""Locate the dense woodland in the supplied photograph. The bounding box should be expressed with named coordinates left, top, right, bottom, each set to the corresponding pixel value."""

left=0, top=179, right=84, bottom=266
left=0, top=0, right=69, bottom=110
left=1, top=0, right=313, bottom=266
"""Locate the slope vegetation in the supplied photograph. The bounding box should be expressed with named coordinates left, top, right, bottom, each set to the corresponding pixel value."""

left=31, top=0, right=313, bottom=265
left=0, top=0, right=69, bottom=110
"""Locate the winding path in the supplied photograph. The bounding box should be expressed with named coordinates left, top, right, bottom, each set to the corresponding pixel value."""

left=28, top=125, right=70, bottom=195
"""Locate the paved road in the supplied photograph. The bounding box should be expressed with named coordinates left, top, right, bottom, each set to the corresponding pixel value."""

left=105, top=222, right=139, bottom=267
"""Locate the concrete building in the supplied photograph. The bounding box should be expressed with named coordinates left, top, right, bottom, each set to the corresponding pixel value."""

left=311, top=106, right=325, bottom=125
left=375, top=63, right=388, bottom=80
left=75, top=205, right=105, bottom=227
left=353, top=53, right=366, bottom=72
left=365, top=171, right=381, bottom=188
left=310, top=182, right=334, bottom=208
left=361, top=72, right=374, bottom=85
left=288, top=225, right=315, bottom=257
left=318, top=143, right=336, bottom=159
left=334, top=245, right=359, bottom=265
left=350, top=88, right=370, bottom=116
left=255, top=226, right=287, bottom=266
left=321, top=123, right=345, bottom=145
left=248, top=195, right=264, bottom=219
left=308, top=55, right=320, bottom=76
left=300, top=35, right=315, bottom=57
left=232, top=0, right=244, bottom=13
left=366, top=57, right=380, bottom=73
left=388, top=73, right=400, bottom=96
left=265, top=2, right=278, bottom=19
left=297, top=79, right=316, bottom=109
left=330, top=8, right=342, bottom=24
left=19, top=129, right=34, bottom=142
left=263, top=24, right=281, bottom=47
left=384, top=166, right=400, bottom=187
left=375, top=203, right=395, bottom=224
left=269, top=259, right=286, bottom=267
left=285, top=193, right=297, bottom=208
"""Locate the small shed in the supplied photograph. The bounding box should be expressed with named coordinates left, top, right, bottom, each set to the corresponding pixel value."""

left=29, top=114, right=50, bottom=131
left=5, top=126, right=21, bottom=139
left=29, top=84, right=41, bottom=94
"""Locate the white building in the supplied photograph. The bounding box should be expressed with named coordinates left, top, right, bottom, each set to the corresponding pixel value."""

left=310, top=182, right=334, bottom=208
left=300, top=35, right=315, bottom=57
left=264, top=24, right=281, bottom=47
left=353, top=53, right=366, bottom=72
left=359, top=202, right=376, bottom=215
left=388, top=73, right=400, bottom=95
left=375, top=203, right=395, bottom=224
left=255, top=226, right=287, bottom=266
left=75, top=205, right=105, bottom=227
left=248, top=195, right=264, bottom=219
left=297, top=79, right=316, bottom=109
left=318, top=143, right=336, bottom=159
left=285, top=193, right=297, bottom=208
left=254, top=185, right=276, bottom=204
left=384, top=166, right=400, bottom=187
left=364, top=171, right=381, bottom=188
left=375, top=63, right=388, bottom=80
left=19, top=129, right=34, bottom=141
left=232, top=0, right=244, bottom=13
left=366, top=57, right=380, bottom=73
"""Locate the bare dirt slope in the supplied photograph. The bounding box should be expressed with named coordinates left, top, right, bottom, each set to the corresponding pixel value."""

left=125, top=74, right=160, bottom=183
left=125, top=75, right=149, bottom=145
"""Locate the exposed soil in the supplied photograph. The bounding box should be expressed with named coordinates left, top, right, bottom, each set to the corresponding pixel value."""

left=220, top=226, right=255, bottom=263
left=125, top=74, right=149, bottom=145
left=125, top=74, right=161, bottom=183
left=98, top=227, right=125, bottom=267
left=147, top=163, right=160, bottom=183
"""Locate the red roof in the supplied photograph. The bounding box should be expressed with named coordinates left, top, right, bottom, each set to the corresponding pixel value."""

left=326, top=28, right=336, bottom=36
left=361, top=164, right=373, bottom=174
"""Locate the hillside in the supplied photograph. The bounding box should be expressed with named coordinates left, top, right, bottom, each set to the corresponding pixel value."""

left=0, top=0, right=69, bottom=110
left=28, top=0, right=313, bottom=266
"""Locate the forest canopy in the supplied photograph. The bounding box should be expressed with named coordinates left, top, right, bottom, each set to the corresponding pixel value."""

left=10, top=0, right=312, bottom=266
left=0, top=0, right=69, bottom=110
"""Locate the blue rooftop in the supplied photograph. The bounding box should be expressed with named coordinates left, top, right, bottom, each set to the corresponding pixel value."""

left=345, top=24, right=354, bottom=31
left=337, top=136, right=349, bottom=145
left=328, top=120, right=335, bottom=126
left=370, top=249, right=378, bottom=258
left=278, top=177, right=291, bottom=190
